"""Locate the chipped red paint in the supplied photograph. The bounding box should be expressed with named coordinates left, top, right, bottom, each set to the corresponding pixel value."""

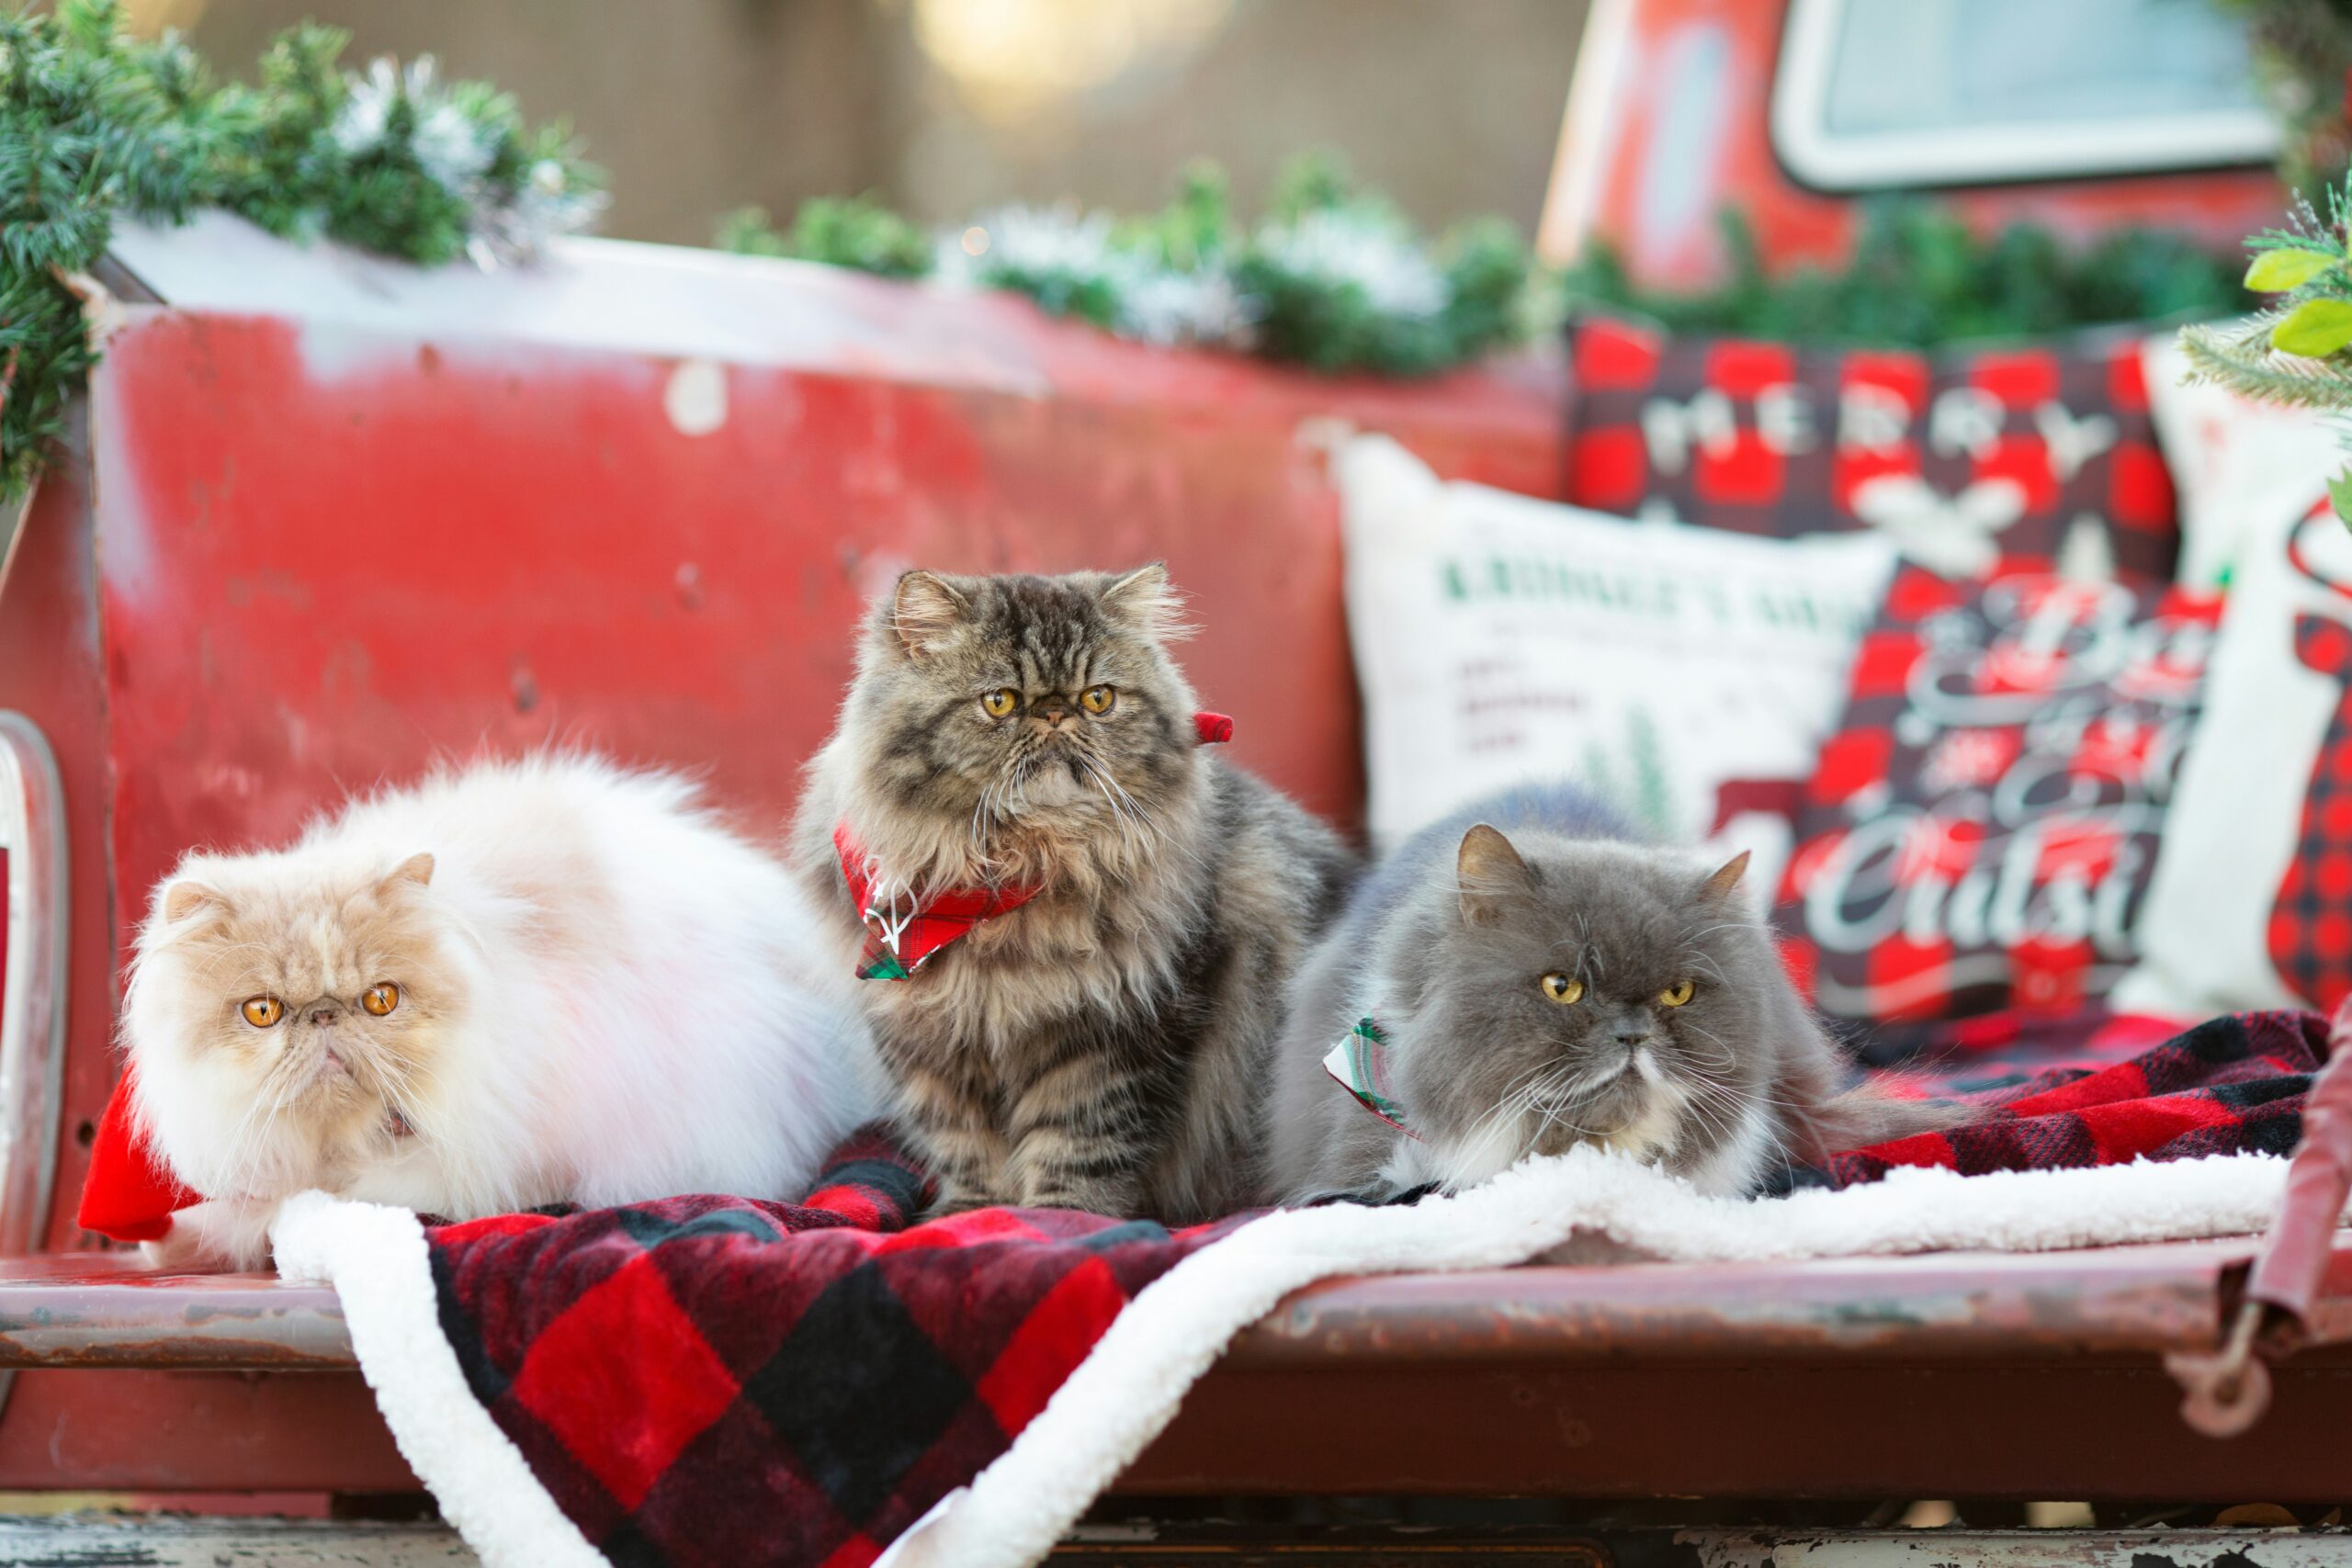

left=50, top=298, right=1564, bottom=1257
left=83, top=309, right=1559, bottom=903
left=0, top=274, right=1567, bottom=1490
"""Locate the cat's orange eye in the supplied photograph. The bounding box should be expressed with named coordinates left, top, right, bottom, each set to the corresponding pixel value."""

left=1080, top=684, right=1116, bottom=715
left=980, top=688, right=1019, bottom=718
left=362, top=983, right=401, bottom=1017
left=1539, top=972, right=1583, bottom=1005
left=241, top=996, right=284, bottom=1029
left=1659, top=980, right=1696, bottom=1008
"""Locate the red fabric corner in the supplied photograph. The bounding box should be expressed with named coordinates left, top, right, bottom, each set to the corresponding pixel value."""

left=1192, top=711, right=1233, bottom=745
left=77, top=1066, right=201, bottom=1244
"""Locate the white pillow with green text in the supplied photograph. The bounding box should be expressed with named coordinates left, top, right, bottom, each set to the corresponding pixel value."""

left=1336, top=434, right=1898, bottom=897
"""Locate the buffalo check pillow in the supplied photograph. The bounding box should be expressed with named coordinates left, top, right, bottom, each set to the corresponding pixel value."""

left=1777, top=567, right=2222, bottom=1025
left=1565, top=313, right=2180, bottom=585
left=2119, top=500, right=2352, bottom=1018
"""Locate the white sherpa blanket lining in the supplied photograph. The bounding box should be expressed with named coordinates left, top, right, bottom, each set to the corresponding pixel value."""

left=269, top=1147, right=2317, bottom=1568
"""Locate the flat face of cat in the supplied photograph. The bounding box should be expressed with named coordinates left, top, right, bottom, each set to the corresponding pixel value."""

left=1397, top=827, right=1775, bottom=1176
left=846, top=565, right=1202, bottom=840
left=138, top=852, right=454, bottom=1142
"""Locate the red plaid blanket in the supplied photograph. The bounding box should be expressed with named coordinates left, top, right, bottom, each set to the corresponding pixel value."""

left=425, top=1135, right=1247, bottom=1567
left=421, top=1010, right=2324, bottom=1567
left=1806, top=1008, right=2322, bottom=1188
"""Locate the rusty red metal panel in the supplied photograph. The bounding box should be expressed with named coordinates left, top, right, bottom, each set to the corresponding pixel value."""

left=0, top=1253, right=349, bottom=1370
left=0, top=405, right=123, bottom=1259
left=8, top=1242, right=2352, bottom=1496
left=0, top=1235, right=2279, bottom=1372
left=0, top=1369, right=413, bottom=1492
left=0, top=278, right=1566, bottom=1489
left=1231, top=1241, right=2256, bottom=1365
left=82, top=308, right=1559, bottom=939
left=64, top=296, right=1565, bottom=1268
left=1126, top=1357, right=2352, bottom=1500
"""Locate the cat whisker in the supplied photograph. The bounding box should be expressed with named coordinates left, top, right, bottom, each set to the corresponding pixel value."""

left=1458, top=1058, right=1587, bottom=1167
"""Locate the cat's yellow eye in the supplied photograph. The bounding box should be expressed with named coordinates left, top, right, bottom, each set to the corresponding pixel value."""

left=362, top=982, right=401, bottom=1018
left=1539, top=972, right=1583, bottom=1005
left=1080, top=684, right=1116, bottom=715
left=980, top=688, right=1019, bottom=718
left=1659, top=980, right=1696, bottom=1008
left=241, top=996, right=284, bottom=1029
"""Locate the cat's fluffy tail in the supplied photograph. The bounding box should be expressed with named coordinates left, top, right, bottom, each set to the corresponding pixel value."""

left=1794, top=1082, right=1972, bottom=1164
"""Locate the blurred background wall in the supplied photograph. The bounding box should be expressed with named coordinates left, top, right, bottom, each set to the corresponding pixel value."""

left=134, top=0, right=1588, bottom=245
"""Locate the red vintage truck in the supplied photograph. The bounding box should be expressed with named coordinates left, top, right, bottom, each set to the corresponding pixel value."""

left=0, top=0, right=2345, bottom=1557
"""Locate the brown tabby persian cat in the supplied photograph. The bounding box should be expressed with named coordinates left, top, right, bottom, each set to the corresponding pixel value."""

left=793, top=565, right=1357, bottom=1222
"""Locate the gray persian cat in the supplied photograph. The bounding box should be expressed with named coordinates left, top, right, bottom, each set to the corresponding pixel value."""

left=1263, top=784, right=1956, bottom=1202
left=793, top=564, right=1357, bottom=1222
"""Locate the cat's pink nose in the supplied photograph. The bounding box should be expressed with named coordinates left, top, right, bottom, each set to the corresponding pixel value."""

left=1035, top=701, right=1070, bottom=725
left=311, top=1008, right=338, bottom=1028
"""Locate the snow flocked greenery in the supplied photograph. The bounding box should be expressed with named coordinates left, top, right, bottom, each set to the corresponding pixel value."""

left=0, top=0, right=602, bottom=501
left=718, top=157, right=1542, bottom=378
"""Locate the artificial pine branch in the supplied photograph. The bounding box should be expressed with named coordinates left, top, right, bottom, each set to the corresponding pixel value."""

left=2199, top=170, right=2352, bottom=520
left=1566, top=200, right=2245, bottom=348
left=716, top=152, right=1541, bottom=377
left=2180, top=316, right=2352, bottom=413
left=0, top=0, right=604, bottom=502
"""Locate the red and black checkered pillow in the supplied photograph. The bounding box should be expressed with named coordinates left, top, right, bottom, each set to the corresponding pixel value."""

left=1773, top=569, right=2222, bottom=1025
left=1565, top=314, right=2179, bottom=585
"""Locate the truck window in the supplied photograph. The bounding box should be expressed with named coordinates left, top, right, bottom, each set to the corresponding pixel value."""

left=1771, top=0, right=2278, bottom=189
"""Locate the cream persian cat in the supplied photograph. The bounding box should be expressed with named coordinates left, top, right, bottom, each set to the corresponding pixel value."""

left=123, top=754, right=875, bottom=1269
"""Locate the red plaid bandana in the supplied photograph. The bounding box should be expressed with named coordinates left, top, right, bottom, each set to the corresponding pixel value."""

left=832, top=712, right=1234, bottom=983
left=831, top=824, right=1043, bottom=982
left=1322, top=1015, right=1421, bottom=1140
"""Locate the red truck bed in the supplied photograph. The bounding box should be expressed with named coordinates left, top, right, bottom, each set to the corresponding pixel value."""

left=0, top=1240, right=2348, bottom=1500
left=0, top=219, right=2344, bottom=1506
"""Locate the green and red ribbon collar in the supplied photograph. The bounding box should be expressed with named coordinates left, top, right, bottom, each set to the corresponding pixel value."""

left=1323, top=1015, right=1420, bottom=1140
left=831, top=822, right=1043, bottom=981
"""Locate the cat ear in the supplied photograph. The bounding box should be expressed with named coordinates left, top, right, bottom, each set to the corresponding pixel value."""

left=1700, top=851, right=1750, bottom=903
left=1099, top=562, right=1190, bottom=641
left=890, top=570, right=972, bottom=660
left=1457, top=823, right=1532, bottom=928
left=380, top=852, right=435, bottom=892
left=160, top=880, right=225, bottom=925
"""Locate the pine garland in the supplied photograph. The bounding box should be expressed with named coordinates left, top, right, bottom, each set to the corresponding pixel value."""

left=2179, top=312, right=2352, bottom=412
left=1566, top=200, right=2246, bottom=348
left=0, top=0, right=602, bottom=502
left=714, top=196, right=931, bottom=280
left=717, top=156, right=1544, bottom=378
